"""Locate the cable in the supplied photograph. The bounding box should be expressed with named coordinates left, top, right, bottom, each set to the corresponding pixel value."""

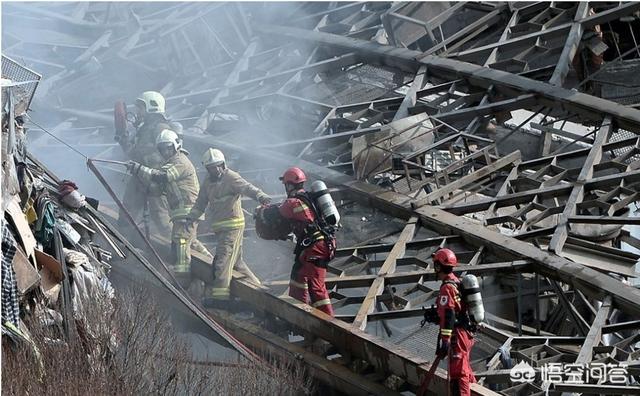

left=25, top=115, right=89, bottom=159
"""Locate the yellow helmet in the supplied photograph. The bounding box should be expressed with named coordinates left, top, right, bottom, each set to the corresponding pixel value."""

left=202, top=148, right=225, bottom=167
left=136, top=91, right=165, bottom=114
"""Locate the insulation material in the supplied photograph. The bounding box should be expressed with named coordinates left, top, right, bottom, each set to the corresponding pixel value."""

left=64, top=248, right=114, bottom=321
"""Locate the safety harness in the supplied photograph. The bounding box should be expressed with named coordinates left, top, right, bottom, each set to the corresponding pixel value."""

left=292, top=191, right=337, bottom=267
left=443, top=279, right=476, bottom=333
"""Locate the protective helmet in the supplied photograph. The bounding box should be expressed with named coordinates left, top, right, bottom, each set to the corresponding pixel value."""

left=432, top=248, right=458, bottom=267
left=136, top=91, right=165, bottom=114
left=156, top=129, right=180, bottom=151
left=280, top=167, right=306, bottom=184
left=202, top=148, right=225, bottom=167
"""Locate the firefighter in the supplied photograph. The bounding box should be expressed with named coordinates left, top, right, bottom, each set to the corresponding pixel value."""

left=127, top=129, right=211, bottom=271
left=119, top=91, right=209, bottom=257
left=187, top=148, right=270, bottom=303
left=119, top=91, right=172, bottom=236
left=433, top=248, right=476, bottom=396
left=278, top=167, right=335, bottom=316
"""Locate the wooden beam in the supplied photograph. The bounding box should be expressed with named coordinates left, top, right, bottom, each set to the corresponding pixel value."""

left=352, top=217, right=417, bottom=330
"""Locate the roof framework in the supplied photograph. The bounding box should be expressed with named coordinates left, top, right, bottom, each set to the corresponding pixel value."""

left=5, top=2, right=640, bottom=395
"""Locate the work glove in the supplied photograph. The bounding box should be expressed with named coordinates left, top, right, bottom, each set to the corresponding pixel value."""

left=436, top=338, right=450, bottom=359
left=126, top=160, right=141, bottom=175
left=259, top=195, right=272, bottom=205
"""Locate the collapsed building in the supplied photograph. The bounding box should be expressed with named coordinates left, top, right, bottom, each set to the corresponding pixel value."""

left=2, top=2, right=640, bottom=395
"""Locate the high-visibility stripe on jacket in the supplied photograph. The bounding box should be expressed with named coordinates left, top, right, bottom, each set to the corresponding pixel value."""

left=211, top=217, right=245, bottom=232
left=135, top=151, right=199, bottom=221
left=188, top=169, right=268, bottom=230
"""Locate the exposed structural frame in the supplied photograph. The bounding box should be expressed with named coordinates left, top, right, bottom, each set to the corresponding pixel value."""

left=185, top=134, right=640, bottom=318
left=255, top=18, right=640, bottom=132
left=12, top=2, right=640, bottom=395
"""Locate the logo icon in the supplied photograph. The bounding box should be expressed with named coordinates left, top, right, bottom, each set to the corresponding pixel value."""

left=510, top=361, right=535, bottom=384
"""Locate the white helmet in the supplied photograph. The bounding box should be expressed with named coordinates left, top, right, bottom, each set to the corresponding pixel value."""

left=202, top=148, right=225, bottom=167
left=136, top=91, right=165, bottom=114
left=156, top=129, right=180, bottom=151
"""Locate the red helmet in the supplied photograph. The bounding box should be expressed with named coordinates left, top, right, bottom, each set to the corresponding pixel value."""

left=432, top=248, right=458, bottom=267
left=280, top=167, right=306, bottom=184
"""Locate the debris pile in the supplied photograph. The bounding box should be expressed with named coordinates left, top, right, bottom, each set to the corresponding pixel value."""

left=1, top=63, right=115, bottom=359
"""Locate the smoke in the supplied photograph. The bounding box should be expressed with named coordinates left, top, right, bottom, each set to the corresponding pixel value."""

left=1, top=2, right=360, bottom=286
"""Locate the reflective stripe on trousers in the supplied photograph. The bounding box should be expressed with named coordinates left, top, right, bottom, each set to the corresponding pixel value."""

left=211, top=217, right=245, bottom=232
left=209, top=226, right=261, bottom=299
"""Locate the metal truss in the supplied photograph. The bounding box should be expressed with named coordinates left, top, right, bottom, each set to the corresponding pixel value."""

left=7, top=2, right=640, bottom=395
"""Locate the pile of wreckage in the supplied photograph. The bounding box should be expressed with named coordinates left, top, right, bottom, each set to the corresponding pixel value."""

left=1, top=63, right=114, bottom=359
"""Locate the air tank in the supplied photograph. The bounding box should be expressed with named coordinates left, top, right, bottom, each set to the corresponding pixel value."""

left=461, top=274, right=485, bottom=323
left=310, top=180, right=340, bottom=226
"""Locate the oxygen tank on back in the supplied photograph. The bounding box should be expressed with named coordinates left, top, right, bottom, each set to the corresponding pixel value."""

left=461, top=274, right=485, bottom=324
left=310, top=180, right=340, bottom=226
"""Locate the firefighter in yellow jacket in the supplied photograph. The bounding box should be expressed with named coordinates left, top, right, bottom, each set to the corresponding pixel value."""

left=120, top=91, right=172, bottom=236
left=186, top=148, right=271, bottom=302
left=127, top=129, right=210, bottom=271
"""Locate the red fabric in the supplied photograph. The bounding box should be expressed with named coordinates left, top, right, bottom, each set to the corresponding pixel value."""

left=437, top=273, right=461, bottom=341
left=278, top=193, right=315, bottom=238
left=437, top=273, right=476, bottom=393
left=289, top=241, right=334, bottom=316
left=58, top=180, right=78, bottom=197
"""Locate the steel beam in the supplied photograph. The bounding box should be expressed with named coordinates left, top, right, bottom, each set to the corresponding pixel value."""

left=549, top=2, right=590, bottom=86
left=352, top=217, right=417, bottom=330
left=255, top=23, right=640, bottom=132
left=575, top=296, right=612, bottom=364
left=229, top=276, right=498, bottom=395
left=549, top=118, right=611, bottom=254
left=182, top=133, right=640, bottom=317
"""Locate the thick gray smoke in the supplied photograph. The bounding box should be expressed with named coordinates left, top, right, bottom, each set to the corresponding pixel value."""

left=2, top=2, right=336, bottom=202
left=2, top=2, right=349, bottom=358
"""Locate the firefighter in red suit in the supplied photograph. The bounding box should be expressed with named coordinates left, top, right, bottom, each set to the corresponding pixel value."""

left=434, top=248, right=476, bottom=396
left=278, top=167, right=335, bottom=316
